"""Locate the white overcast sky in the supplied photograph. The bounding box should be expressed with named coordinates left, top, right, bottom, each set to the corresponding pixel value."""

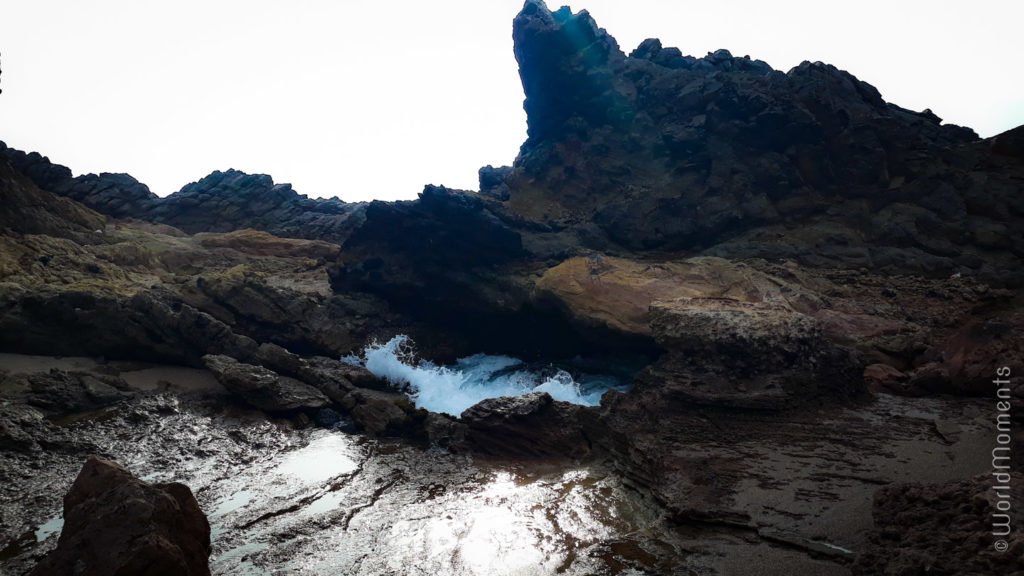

left=1, top=0, right=1022, bottom=201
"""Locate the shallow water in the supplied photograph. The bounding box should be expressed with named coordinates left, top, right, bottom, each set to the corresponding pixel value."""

left=0, top=398, right=684, bottom=575
left=350, top=335, right=632, bottom=416
left=32, top=517, right=62, bottom=544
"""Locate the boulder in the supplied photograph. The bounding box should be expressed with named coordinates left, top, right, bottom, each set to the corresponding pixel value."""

left=460, top=391, right=590, bottom=458
left=30, top=456, right=210, bottom=576
left=343, top=389, right=412, bottom=436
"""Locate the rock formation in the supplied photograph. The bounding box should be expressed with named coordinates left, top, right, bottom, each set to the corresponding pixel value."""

left=853, top=472, right=1024, bottom=575
left=30, top=456, right=211, bottom=576
left=202, top=354, right=330, bottom=412
left=1, top=1, right=1022, bottom=575
left=636, top=298, right=864, bottom=410
left=324, top=0, right=1024, bottom=367
left=1, top=144, right=365, bottom=244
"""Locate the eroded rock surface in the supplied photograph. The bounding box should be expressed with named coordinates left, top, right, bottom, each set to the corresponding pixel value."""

left=202, top=354, right=330, bottom=412
left=853, top=472, right=1024, bottom=575
left=638, top=298, right=864, bottom=409
left=460, top=392, right=590, bottom=458
left=30, top=456, right=210, bottom=576
left=0, top=369, right=133, bottom=414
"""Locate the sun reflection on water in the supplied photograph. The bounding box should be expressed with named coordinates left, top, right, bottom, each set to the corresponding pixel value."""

left=213, top=435, right=669, bottom=576
left=379, top=469, right=616, bottom=576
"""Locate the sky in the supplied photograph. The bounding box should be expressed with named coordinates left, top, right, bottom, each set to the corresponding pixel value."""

left=1, top=0, right=1022, bottom=202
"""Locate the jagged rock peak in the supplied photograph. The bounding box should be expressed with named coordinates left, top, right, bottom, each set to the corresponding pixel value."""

left=0, top=142, right=367, bottom=243
left=179, top=168, right=288, bottom=194
left=513, top=1, right=630, bottom=142
left=630, top=39, right=776, bottom=75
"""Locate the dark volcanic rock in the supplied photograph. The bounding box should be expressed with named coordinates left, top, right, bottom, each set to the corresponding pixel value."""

left=30, top=456, right=211, bottom=576
left=0, top=144, right=74, bottom=193
left=637, top=298, right=865, bottom=409
left=341, top=389, right=413, bottom=436
left=853, top=472, right=1024, bottom=575
left=190, top=265, right=367, bottom=357
left=499, top=1, right=1022, bottom=278
left=334, top=185, right=525, bottom=295
left=328, top=0, right=1024, bottom=363
left=460, top=391, right=591, bottom=458
left=0, top=143, right=366, bottom=244
left=240, top=349, right=416, bottom=436
left=0, top=287, right=260, bottom=367
left=0, top=403, right=60, bottom=453
left=329, top=184, right=541, bottom=359
left=0, top=148, right=106, bottom=243
left=513, top=0, right=631, bottom=143
left=478, top=165, right=513, bottom=201
left=151, top=170, right=364, bottom=243
left=59, top=172, right=159, bottom=220
left=0, top=369, right=133, bottom=414
left=202, top=354, right=329, bottom=412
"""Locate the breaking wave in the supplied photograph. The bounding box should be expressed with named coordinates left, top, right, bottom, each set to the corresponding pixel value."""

left=343, top=335, right=628, bottom=417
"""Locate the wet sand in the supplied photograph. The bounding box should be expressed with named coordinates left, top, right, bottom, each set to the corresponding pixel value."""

left=0, top=353, right=226, bottom=395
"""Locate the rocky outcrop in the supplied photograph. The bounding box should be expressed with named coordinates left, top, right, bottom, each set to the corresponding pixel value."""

left=460, top=392, right=591, bottom=458
left=637, top=298, right=864, bottom=410
left=332, top=185, right=525, bottom=306
left=0, top=148, right=105, bottom=244
left=149, top=170, right=364, bottom=242
left=500, top=2, right=1022, bottom=282
left=533, top=255, right=779, bottom=336
left=0, top=286, right=259, bottom=367
left=0, top=144, right=366, bottom=244
left=0, top=403, right=64, bottom=453
left=187, top=264, right=374, bottom=357
left=30, top=456, right=210, bottom=576
left=200, top=350, right=424, bottom=436
left=328, top=0, right=1024, bottom=365
left=0, top=155, right=392, bottom=365
left=202, top=354, right=330, bottom=412
left=0, top=369, right=133, bottom=414
left=513, top=1, right=632, bottom=144
left=329, top=184, right=568, bottom=360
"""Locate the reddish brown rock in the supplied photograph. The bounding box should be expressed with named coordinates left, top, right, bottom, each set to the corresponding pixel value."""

left=853, top=472, right=1024, bottom=575
left=31, top=456, right=210, bottom=576
left=863, top=363, right=909, bottom=394
left=942, top=314, right=1024, bottom=397
left=907, top=362, right=952, bottom=395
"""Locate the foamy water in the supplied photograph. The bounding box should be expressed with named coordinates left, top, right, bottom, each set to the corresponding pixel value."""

left=345, top=336, right=627, bottom=416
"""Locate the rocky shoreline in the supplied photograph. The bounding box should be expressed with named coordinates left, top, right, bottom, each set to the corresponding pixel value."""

left=0, top=352, right=1017, bottom=575
left=2, top=0, right=1023, bottom=574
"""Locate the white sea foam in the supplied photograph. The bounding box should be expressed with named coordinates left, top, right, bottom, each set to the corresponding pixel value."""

left=354, top=335, right=620, bottom=417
